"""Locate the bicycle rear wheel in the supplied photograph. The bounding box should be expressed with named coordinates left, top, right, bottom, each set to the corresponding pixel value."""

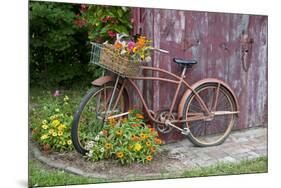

left=183, top=82, right=237, bottom=146
left=71, top=83, right=129, bottom=155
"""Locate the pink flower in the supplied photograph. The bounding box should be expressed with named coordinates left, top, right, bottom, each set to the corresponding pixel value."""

left=127, top=41, right=135, bottom=52
left=53, top=90, right=60, bottom=97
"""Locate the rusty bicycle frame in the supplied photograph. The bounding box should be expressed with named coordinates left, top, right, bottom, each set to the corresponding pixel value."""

left=93, top=63, right=239, bottom=135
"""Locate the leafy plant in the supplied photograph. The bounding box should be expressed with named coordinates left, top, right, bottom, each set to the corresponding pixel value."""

left=85, top=110, right=162, bottom=165
left=31, top=93, right=74, bottom=151
left=77, top=4, right=133, bottom=43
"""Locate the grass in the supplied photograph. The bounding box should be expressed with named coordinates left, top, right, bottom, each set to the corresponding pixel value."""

left=28, top=156, right=267, bottom=187
left=28, top=159, right=107, bottom=187
left=181, top=156, right=267, bottom=177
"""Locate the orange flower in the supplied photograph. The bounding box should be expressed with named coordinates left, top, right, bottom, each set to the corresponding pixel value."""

left=136, top=36, right=146, bottom=48
left=149, top=127, right=156, bottom=133
left=116, top=151, right=124, bottom=158
left=150, top=146, right=156, bottom=153
left=146, top=155, right=153, bottom=161
left=115, top=130, right=123, bottom=136
left=131, top=123, right=139, bottom=127
left=154, top=138, right=162, bottom=144
left=145, top=141, right=151, bottom=147
left=102, top=130, right=108, bottom=136
left=114, top=42, right=122, bottom=49
left=136, top=113, right=144, bottom=119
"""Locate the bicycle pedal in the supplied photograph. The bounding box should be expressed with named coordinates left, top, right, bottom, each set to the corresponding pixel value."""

left=181, top=128, right=190, bottom=135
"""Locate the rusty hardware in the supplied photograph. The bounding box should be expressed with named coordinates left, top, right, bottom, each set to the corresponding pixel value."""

left=240, top=34, right=254, bottom=72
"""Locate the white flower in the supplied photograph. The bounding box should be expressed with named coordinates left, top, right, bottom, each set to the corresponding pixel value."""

left=100, top=148, right=105, bottom=153
left=94, top=135, right=100, bottom=141
left=87, top=150, right=93, bottom=157
left=145, top=56, right=152, bottom=62
left=55, top=108, right=60, bottom=112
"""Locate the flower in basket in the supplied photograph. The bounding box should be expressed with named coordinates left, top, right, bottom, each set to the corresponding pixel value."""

left=113, top=33, right=153, bottom=64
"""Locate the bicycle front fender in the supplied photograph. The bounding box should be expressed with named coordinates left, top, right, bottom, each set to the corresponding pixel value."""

left=177, top=78, right=239, bottom=119
left=91, top=75, right=115, bottom=86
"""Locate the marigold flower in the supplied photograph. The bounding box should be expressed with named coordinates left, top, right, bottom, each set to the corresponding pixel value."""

left=140, top=133, right=147, bottom=140
left=42, top=124, right=48, bottom=130
left=52, top=120, right=60, bottom=127
left=105, top=143, right=112, bottom=150
left=52, top=132, right=57, bottom=137
left=116, top=151, right=124, bottom=158
left=136, top=113, right=144, bottom=119
left=146, top=141, right=151, bottom=147
left=149, top=127, right=156, bottom=133
left=58, top=124, right=66, bottom=131
left=49, top=129, right=54, bottom=134
left=134, top=143, right=142, bottom=151
left=146, top=155, right=153, bottom=161
left=115, top=130, right=123, bottom=136
left=58, top=131, right=63, bottom=136
left=154, top=138, right=162, bottom=144
left=40, top=134, right=48, bottom=140
left=42, top=120, right=48, bottom=124
left=131, top=123, right=139, bottom=127
left=108, top=118, right=117, bottom=126
left=67, top=140, right=72, bottom=145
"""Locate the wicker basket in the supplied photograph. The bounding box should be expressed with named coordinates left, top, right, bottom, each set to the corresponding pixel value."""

left=90, top=42, right=140, bottom=77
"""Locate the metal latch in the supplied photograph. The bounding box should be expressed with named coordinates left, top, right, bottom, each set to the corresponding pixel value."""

left=240, top=34, right=254, bottom=72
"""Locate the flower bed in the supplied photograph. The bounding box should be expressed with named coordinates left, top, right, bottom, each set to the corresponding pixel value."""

left=85, top=110, right=162, bottom=165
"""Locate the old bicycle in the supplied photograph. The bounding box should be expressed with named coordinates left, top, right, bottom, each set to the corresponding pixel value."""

left=71, top=42, right=239, bottom=155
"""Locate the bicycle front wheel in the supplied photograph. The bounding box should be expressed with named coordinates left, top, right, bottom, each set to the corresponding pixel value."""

left=71, top=83, right=129, bottom=155
left=183, top=82, right=237, bottom=146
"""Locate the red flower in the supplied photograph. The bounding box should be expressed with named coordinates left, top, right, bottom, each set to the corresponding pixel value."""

left=80, top=4, right=88, bottom=12
left=74, top=18, right=87, bottom=28
left=107, top=30, right=116, bottom=37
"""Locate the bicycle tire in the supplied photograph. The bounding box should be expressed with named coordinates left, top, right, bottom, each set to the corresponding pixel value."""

left=183, top=82, right=237, bottom=147
left=71, top=83, right=129, bottom=155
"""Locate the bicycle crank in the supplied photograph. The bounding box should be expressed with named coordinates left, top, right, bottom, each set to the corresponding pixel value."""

left=164, top=120, right=190, bottom=135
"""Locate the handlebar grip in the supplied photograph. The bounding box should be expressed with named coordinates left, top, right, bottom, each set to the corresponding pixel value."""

left=156, top=48, right=169, bottom=54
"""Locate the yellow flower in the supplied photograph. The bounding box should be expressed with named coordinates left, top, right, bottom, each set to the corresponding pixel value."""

left=105, top=143, right=112, bottom=150
left=134, top=143, right=142, bottom=151
left=55, top=108, right=60, bottom=112
left=52, top=120, right=60, bottom=127
left=40, top=134, right=48, bottom=140
left=42, top=120, right=47, bottom=124
left=64, top=95, right=69, bottom=102
left=59, top=141, right=63, bottom=145
left=140, top=133, right=147, bottom=140
left=67, top=140, right=72, bottom=145
left=48, top=129, right=54, bottom=134
left=58, top=124, right=66, bottom=130
left=52, top=132, right=57, bottom=137
left=145, top=141, right=151, bottom=147
left=116, top=151, right=124, bottom=158
left=41, top=124, right=48, bottom=130
left=58, top=131, right=63, bottom=136
left=115, top=130, right=123, bottom=136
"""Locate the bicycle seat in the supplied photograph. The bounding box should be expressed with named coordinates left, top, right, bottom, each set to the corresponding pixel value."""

left=173, top=58, right=198, bottom=66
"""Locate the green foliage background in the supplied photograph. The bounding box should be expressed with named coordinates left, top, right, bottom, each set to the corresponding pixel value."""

left=29, top=2, right=132, bottom=88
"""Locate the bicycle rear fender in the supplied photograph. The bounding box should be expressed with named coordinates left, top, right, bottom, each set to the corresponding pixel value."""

left=91, top=75, right=114, bottom=86
left=178, top=78, right=239, bottom=119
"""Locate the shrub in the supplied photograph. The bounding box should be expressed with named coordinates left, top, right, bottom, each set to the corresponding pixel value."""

left=85, top=110, right=162, bottom=165
left=29, top=2, right=96, bottom=88
left=31, top=94, right=74, bottom=152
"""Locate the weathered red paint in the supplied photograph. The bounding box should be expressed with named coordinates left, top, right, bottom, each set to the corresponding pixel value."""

left=91, top=75, right=114, bottom=86
left=131, top=8, right=267, bottom=142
